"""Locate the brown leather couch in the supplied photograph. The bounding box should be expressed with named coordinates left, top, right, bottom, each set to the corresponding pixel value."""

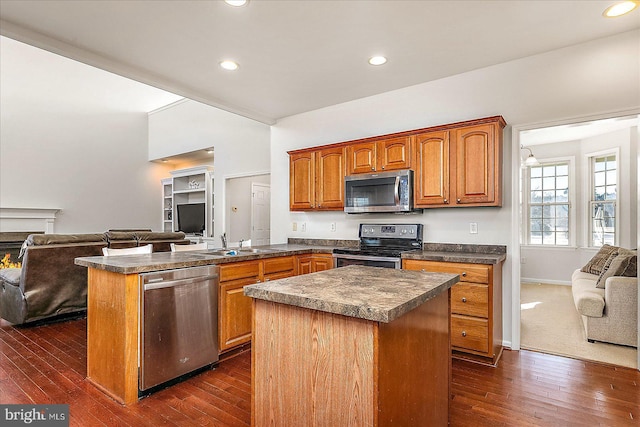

left=0, top=231, right=189, bottom=325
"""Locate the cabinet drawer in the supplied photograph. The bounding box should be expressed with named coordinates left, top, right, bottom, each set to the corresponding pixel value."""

left=263, top=256, right=296, bottom=275
left=451, top=315, right=488, bottom=354
left=404, top=260, right=489, bottom=284
left=219, top=261, right=260, bottom=282
left=451, top=283, right=489, bottom=318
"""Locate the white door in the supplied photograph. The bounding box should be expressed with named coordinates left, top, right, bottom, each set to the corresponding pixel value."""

left=251, top=183, right=271, bottom=245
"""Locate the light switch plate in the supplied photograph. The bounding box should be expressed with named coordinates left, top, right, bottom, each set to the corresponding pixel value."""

left=469, top=222, right=478, bottom=234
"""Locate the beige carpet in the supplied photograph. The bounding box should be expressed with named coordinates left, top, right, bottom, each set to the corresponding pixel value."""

left=520, top=282, right=637, bottom=369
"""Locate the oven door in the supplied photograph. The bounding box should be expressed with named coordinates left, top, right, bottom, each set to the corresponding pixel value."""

left=332, top=253, right=400, bottom=269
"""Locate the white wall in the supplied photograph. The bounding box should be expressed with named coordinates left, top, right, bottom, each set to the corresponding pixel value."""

left=521, top=128, right=638, bottom=284
left=270, top=30, right=640, bottom=348
left=0, top=37, right=176, bottom=233
left=148, top=100, right=271, bottom=240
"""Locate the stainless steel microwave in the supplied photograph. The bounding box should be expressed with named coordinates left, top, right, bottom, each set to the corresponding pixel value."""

left=344, top=169, right=415, bottom=213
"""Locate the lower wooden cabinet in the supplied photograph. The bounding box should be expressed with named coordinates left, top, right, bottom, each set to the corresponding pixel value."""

left=297, top=253, right=334, bottom=274
left=218, top=256, right=296, bottom=353
left=218, top=253, right=333, bottom=354
left=403, top=259, right=503, bottom=365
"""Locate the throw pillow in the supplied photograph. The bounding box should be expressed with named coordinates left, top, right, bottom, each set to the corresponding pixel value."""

left=581, top=244, right=619, bottom=275
left=595, top=253, right=638, bottom=288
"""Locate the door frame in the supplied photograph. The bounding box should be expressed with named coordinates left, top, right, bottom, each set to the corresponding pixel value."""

left=223, top=171, right=270, bottom=241
left=510, top=108, right=639, bottom=370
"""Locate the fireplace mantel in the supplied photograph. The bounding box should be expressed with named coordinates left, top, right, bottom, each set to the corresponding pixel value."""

left=0, top=208, right=61, bottom=233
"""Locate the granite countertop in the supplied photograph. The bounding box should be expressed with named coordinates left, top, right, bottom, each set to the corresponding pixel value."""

left=244, top=265, right=459, bottom=323
left=74, top=244, right=339, bottom=274
left=404, top=243, right=507, bottom=265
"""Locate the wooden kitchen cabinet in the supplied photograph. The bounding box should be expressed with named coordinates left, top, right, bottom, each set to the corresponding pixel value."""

left=296, top=253, right=334, bottom=274
left=346, top=136, right=412, bottom=175
left=414, top=117, right=505, bottom=208
left=403, top=259, right=503, bottom=365
left=218, top=256, right=296, bottom=353
left=289, top=146, right=345, bottom=211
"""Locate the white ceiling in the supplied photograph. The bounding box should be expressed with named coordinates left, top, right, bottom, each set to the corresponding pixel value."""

left=1, top=0, right=639, bottom=124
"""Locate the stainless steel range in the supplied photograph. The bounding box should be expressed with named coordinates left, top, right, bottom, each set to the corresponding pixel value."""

left=333, top=223, right=423, bottom=269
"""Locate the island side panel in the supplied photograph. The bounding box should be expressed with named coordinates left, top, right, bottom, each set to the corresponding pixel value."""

left=86, top=268, right=140, bottom=405
left=252, top=299, right=375, bottom=426
left=377, top=289, right=450, bottom=426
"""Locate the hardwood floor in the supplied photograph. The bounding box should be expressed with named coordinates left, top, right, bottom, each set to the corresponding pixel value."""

left=1, top=317, right=638, bottom=426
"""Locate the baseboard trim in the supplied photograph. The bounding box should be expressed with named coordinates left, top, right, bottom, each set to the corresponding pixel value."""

left=521, top=277, right=571, bottom=286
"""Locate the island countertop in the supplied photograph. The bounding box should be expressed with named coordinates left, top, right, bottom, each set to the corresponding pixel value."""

left=244, top=265, right=459, bottom=323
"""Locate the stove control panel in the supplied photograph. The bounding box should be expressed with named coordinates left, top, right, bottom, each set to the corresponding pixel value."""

left=359, top=224, right=422, bottom=239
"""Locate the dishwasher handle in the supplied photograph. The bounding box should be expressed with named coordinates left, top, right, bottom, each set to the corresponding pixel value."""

left=143, top=274, right=218, bottom=291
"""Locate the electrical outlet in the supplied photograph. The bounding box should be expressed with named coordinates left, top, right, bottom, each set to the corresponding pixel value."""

left=301, top=222, right=307, bottom=232
left=292, top=222, right=297, bottom=231
left=469, top=222, right=478, bottom=234
left=330, top=222, right=336, bottom=232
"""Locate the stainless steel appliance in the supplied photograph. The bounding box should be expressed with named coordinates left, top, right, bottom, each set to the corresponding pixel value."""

left=344, top=169, right=416, bottom=213
left=333, top=223, right=423, bottom=269
left=140, top=265, right=219, bottom=392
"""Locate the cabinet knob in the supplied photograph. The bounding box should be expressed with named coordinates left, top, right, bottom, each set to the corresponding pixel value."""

left=443, top=198, right=448, bottom=204
left=462, top=272, right=467, bottom=277
left=256, top=280, right=261, bottom=283
left=265, top=278, right=270, bottom=282
left=421, top=269, right=426, bottom=272
left=371, top=167, right=375, bottom=171
left=461, top=331, right=467, bottom=337
left=462, top=297, right=467, bottom=303
left=456, top=198, right=461, bottom=203
left=381, top=166, right=385, bottom=170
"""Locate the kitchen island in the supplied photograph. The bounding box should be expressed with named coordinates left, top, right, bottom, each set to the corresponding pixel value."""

left=244, top=265, right=459, bottom=426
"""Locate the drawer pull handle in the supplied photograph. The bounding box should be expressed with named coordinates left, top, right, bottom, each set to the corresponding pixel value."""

left=461, top=272, right=467, bottom=277
left=462, top=297, right=467, bottom=303
left=461, top=331, right=467, bottom=337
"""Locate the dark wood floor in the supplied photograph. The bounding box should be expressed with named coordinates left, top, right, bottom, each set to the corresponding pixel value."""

left=1, top=317, right=638, bottom=426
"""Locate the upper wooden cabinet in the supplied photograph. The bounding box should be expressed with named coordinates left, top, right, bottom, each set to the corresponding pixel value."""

left=346, top=136, right=412, bottom=175
left=289, top=146, right=345, bottom=211
left=414, top=117, right=505, bottom=208
left=290, top=116, right=505, bottom=211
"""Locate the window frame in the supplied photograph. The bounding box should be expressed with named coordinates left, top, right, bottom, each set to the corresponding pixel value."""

left=586, top=148, right=619, bottom=248
left=522, top=156, right=576, bottom=248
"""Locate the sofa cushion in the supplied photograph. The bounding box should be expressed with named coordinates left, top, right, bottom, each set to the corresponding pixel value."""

left=595, top=251, right=637, bottom=288
left=0, top=268, right=21, bottom=287
left=25, top=233, right=106, bottom=246
left=580, top=244, right=619, bottom=275
left=135, top=231, right=186, bottom=241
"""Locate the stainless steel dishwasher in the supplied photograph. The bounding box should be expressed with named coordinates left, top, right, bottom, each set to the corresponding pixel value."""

left=139, top=265, right=219, bottom=392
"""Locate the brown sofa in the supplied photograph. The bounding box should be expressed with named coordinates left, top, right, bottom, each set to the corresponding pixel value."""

left=0, top=231, right=189, bottom=325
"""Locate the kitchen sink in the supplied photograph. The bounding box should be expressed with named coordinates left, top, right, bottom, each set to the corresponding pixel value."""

left=238, top=248, right=281, bottom=254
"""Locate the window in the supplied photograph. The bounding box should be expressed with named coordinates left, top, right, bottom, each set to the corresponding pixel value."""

left=589, top=154, right=617, bottom=247
left=527, top=161, right=571, bottom=245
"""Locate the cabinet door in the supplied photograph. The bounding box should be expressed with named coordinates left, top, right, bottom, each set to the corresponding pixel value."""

left=290, top=151, right=315, bottom=210
left=414, top=131, right=450, bottom=207
left=316, top=147, right=345, bottom=209
left=346, top=141, right=376, bottom=174
left=296, top=255, right=312, bottom=275
left=453, top=123, right=500, bottom=206
left=311, top=254, right=334, bottom=272
left=378, top=137, right=412, bottom=171
left=219, top=278, right=254, bottom=352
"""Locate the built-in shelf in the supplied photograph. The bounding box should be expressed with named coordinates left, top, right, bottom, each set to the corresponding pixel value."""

left=162, top=166, right=214, bottom=237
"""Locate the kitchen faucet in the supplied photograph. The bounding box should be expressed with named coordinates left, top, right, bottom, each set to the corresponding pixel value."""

left=220, top=233, right=227, bottom=249
left=239, top=239, right=245, bottom=249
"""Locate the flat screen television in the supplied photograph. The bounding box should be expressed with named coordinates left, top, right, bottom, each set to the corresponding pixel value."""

left=177, top=203, right=205, bottom=235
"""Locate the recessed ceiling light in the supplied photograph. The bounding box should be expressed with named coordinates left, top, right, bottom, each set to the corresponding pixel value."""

left=220, top=60, right=239, bottom=71
left=603, top=1, right=638, bottom=17
left=225, top=0, right=248, bottom=6
left=368, top=56, right=387, bottom=66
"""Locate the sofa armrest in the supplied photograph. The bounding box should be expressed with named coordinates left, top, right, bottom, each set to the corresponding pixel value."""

left=603, top=276, right=637, bottom=319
